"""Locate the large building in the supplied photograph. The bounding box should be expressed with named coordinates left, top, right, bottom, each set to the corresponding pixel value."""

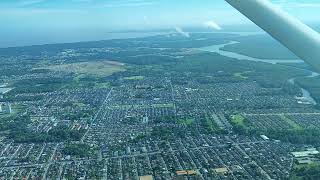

left=0, top=103, right=12, bottom=114
left=139, top=175, right=153, bottom=180
left=291, top=148, right=320, bottom=165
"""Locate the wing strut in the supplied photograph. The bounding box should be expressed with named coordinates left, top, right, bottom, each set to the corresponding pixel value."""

left=225, top=0, right=320, bottom=72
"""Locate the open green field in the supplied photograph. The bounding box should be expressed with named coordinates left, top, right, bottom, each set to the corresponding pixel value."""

left=231, top=114, right=246, bottom=126
left=178, top=118, right=194, bottom=126
left=233, top=71, right=250, bottom=79
left=40, top=61, right=125, bottom=77
left=280, top=115, right=303, bottom=131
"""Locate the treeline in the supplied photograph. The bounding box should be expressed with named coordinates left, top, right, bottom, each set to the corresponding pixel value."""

left=151, top=126, right=193, bottom=140
left=59, top=110, right=93, bottom=121
left=0, top=115, right=30, bottom=132
left=7, top=77, right=74, bottom=95
left=9, top=125, right=86, bottom=143
left=234, top=128, right=320, bottom=145
left=230, top=117, right=320, bottom=145
left=296, top=76, right=320, bottom=104
left=4, top=95, right=44, bottom=102
left=151, top=126, right=175, bottom=140
left=172, top=52, right=308, bottom=88
left=266, top=129, right=320, bottom=145
left=62, top=143, right=93, bottom=158
left=9, top=84, right=62, bottom=94
left=0, top=66, right=31, bottom=76
left=1, top=116, right=85, bottom=143
left=153, top=115, right=176, bottom=124
left=13, top=77, right=73, bottom=87
left=291, top=164, right=320, bottom=180
left=200, top=114, right=226, bottom=134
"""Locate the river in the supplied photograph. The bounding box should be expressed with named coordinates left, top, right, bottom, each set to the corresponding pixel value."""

left=199, top=41, right=318, bottom=105
left=199, top=41, right=303, bottom=64
left=288, top=72, right=319, bottom=105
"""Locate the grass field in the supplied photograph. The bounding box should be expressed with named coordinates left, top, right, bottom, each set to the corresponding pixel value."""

left=233, top=72, right=250, bottom=79
left=178, top=118, right=194, bottom=126
left=280, top=115, right=303, bottom=131
left=40, top=61, right=125, bottom=77
left=231, top=114, right=246, bottom=126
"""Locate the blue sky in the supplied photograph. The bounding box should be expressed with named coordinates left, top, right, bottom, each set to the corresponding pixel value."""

left=1, top=0, right=320, bottom=47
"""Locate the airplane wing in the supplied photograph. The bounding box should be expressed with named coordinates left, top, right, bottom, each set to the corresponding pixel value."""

left=225, top=0, right=320, bottom=72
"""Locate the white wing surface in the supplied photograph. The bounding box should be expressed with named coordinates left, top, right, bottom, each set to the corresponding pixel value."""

left=225, top=0, right=320, bottom=72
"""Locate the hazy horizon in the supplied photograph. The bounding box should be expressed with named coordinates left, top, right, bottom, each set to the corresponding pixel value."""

left=1, top=0, right=320, bottom=47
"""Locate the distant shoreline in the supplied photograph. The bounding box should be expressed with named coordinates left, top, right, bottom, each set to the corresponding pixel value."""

left=0, top=30, right=264, bottom=49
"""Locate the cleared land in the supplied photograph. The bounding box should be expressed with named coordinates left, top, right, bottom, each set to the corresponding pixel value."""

left=123, top=76, right=145, bottom=80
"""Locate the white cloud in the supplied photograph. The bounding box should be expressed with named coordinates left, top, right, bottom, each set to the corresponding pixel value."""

left=293, top=3, right=320, bottom=8
left=143, top=15, right=149, bottom=24
left=0, top=8, right=83, bottom=16
left=103, top=0, right=156, bottom=8
left=174, top=27, right=190, bottom=38
left=18, top=0, right=45, bottom=6
left=72, top=0, right=94, bottom=3
left=273, top=0, right=320, bottom=8
left=204, top=20, right=222, bottom=31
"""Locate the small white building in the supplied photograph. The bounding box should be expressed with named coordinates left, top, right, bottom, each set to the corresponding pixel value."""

left=142, top=115, right=149, bottom=123
left=260, top=135, right=270, bottom=141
